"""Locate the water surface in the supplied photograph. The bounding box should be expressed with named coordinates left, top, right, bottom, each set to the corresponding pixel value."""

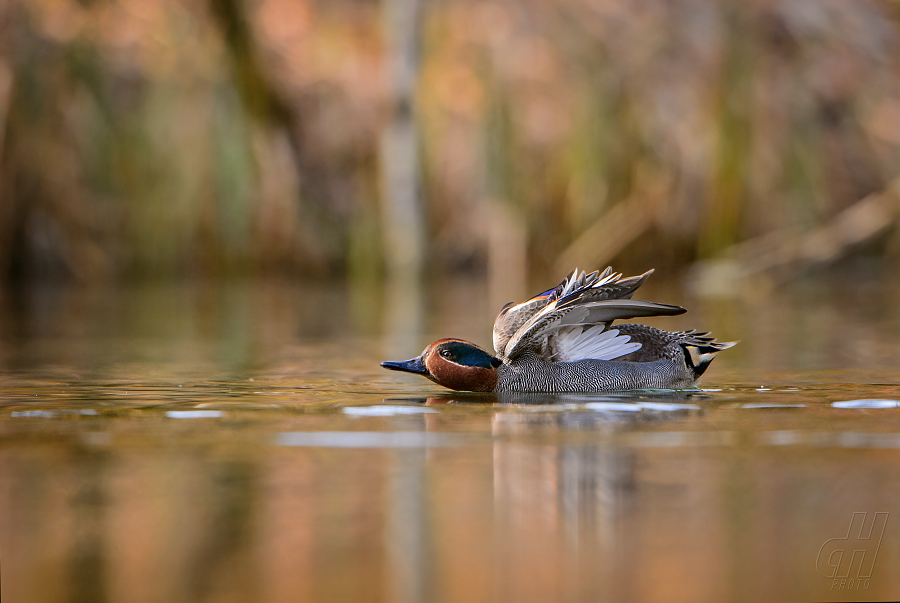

left=2, top=276, right=900, bottom=603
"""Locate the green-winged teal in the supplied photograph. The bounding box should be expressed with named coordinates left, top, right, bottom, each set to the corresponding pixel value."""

left=382, top=267, right=736, bottom=392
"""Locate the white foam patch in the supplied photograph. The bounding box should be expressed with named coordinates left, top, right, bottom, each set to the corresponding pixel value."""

left=514, top=404, right=582, bottom=412
left=832, top=399, right=900, bottom=409
left=638, top=402, right=703, bottom=411
left=11, top=410, right=55, bottom=418
left=741, top=403, right=807, bottom=409
left=166, top=410, right=225, bottom=419
left=343, top=406, right=438, bottom=417
left=585, top=402, right=642, bottom=412
left=585, top=401, right=701, bottom=413
left=275, top=431, right=462, bottom=448
left=10, top=409, right=96, bottom=417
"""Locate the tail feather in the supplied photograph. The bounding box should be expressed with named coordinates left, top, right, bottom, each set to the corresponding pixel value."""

left=680, top=331, right=738, bottom=377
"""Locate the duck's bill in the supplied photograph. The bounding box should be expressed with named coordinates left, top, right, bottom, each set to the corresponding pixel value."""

left=381, top=355, right=428, bottom=376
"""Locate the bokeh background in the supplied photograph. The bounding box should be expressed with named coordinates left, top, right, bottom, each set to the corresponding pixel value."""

left=4, top=5, right=900, bottom=603
left=1, top=0, right=899, bottom=299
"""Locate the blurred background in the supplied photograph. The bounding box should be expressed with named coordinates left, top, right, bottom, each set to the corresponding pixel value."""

left=4, top=5, right=900, bottom=603
left=0, top=0, right=898, bottom=300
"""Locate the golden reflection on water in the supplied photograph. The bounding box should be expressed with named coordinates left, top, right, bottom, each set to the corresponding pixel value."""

left=2, top=276, right=900, bottom=603
left=2, top=391, right=900, bottom=603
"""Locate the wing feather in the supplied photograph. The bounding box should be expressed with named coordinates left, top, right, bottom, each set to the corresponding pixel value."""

left=496, top=267, right=686, bottom=360
left=502, top=298, right=684, bottom=359
left=494, top=267, right=654, bottom=355
left=548, top=326, right=643, bottom=362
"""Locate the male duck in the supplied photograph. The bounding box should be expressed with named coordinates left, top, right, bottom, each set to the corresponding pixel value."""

left=382, top=267, right=736, bottom=392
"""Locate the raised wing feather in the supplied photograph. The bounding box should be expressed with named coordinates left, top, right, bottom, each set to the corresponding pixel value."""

left=493, top=267, right=652, bottom=355
left=497, top=267, right=686, bottom=360
left=493, top=268, right=610, bottom=354
left=502, top=298, right=685, bottom=359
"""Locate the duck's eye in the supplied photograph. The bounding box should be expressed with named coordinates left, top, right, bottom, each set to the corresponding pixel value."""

left=439, top=350, right=452, bottom=359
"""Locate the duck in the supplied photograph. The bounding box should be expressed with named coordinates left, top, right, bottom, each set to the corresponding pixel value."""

left=381, top=267, right=736, bottom=392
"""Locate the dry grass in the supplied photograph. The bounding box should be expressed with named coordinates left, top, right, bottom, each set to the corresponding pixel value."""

left=0, top=0, right=898, bottom=285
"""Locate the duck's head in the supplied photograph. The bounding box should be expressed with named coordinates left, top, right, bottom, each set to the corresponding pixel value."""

left=381, top=339, right=502, bottom=392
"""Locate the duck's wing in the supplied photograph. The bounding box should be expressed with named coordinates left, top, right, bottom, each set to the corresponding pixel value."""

left=493, top=266, right=643, bottom=355
left=499, top=268, right=686, bottom=361
left=492, top=267, right=614, bottom=354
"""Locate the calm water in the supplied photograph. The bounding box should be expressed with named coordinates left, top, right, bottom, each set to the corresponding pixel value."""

left=2, top=274, right=900, bottom=603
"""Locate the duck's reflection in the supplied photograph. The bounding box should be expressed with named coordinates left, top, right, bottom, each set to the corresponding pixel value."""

left=492, top=437, right=635, bottom=601
left=382, top=390, right=709, bottom=602
left=492, top=403, right=639, bottom=602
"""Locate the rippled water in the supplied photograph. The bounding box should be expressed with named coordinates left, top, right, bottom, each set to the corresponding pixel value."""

left=2, top=275, right=900, bottom=603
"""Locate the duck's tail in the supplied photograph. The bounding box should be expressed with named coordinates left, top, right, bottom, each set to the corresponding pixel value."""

left=678, top=331, right=738, bottom=378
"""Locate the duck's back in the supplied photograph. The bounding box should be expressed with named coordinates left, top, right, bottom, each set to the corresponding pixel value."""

left=613, top=324, right=694, bottom=362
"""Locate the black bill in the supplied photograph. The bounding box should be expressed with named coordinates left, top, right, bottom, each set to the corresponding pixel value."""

left=381, top=355, right=429, bottom=376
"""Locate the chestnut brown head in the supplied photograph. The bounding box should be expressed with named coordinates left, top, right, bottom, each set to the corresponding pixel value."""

left=381, top=339, right=502, bottom=392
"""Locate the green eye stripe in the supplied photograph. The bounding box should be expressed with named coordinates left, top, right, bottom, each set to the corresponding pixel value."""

left=438, top=341, right=495, bottom=370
